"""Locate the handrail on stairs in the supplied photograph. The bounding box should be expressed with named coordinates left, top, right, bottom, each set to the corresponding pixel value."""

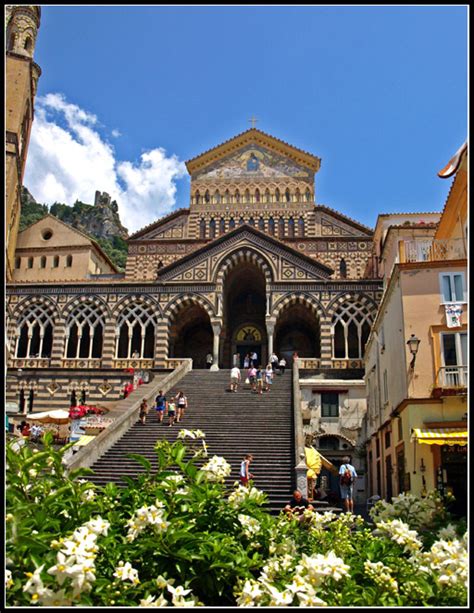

left=65, top=359, right=193, bottom=472
left=292, top=358, right=308, bottom=497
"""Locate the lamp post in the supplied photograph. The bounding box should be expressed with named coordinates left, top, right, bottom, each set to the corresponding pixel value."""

left=406, top=334, right=420, bottom=369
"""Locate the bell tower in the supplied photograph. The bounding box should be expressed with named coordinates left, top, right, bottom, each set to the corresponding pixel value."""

left=5, top=5, right=41, bottom=281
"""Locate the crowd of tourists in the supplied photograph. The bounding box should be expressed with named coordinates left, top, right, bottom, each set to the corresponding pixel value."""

left=229, top=351, right=289, bottom=394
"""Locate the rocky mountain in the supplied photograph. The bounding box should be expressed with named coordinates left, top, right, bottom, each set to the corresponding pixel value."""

left=19, top=188, right=129, bottom=270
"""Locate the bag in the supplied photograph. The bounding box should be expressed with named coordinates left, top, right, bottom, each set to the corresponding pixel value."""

left=340, top=466, right=353, bottom=486
left=245, top=377, right=250, bottom=384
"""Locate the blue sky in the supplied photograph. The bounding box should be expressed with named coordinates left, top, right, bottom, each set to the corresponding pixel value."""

left=26, top=5, right=467, bottom=233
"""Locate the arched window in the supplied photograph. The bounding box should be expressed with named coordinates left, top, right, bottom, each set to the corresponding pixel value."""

left=239, top=217, right=245, bottom=226
left=204, top=190, right=210, bottom=203
left=116, top=303, right=156, bottom=359
left=65, top=302, right=105, bottom=359
left=195, top=191, right=200, bottom=205
left=245, top=189, right=251, bottom=203
left=199, top=218, right=206, bottom=239
left=278, top=217, right=285, bottom=238
left=275, top=188, right=280, bottom=202
left=298, top=216, right=305, bottom=237
left=15, top=257, right=21, bottom=269
left=66, top=255, right=73, bottom=267
left=15, top=302, right=55, bottom=359
left=24, top=37, right=32, bottom=52
left=28, top=257, right=33, bottom=269
left=157, top=261, right=164, bottom=273
left=248, top=217, right=255, bottom=227
left=331, top=300, right=373, bottom=359
left=53, top=255, right=60, bottom=268
left=268, top=217, right=275, bottom=235
left=295, top=188, right=301, bottom=202
left=285, top=188, right=291, bottom=202
left=8, top=32, right=17, bottom=52
left=305, top=188, right=311, bottom=202
left=288, top=217, right=295, bottom=237
left=340, top=258, right=347, bottom=279
left=40, top=256, right=47, bottom=269
left=255, top=189, right=260, bottom=202
left=258, top=217, right=265, bottom=232
left=235, top=190, right=240, bottom=203
left=209, top=218, right=216, bottom=239
left=265, top=189, right=271, bottom=203
left=229, top=218, right=236, bottom=230
left=219, top=218, right=226, bottom=234
left=224, top=189, right=230, bottom=204
left=214, top=190, right=221, bottom=204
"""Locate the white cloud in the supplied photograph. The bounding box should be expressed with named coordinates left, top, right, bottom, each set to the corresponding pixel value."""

left=24, top=93, right=187, bottom=233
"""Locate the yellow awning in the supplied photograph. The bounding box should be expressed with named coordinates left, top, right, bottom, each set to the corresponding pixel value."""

left=411, top=428, right=468, bottom=446
left=73, top=435, right=96, bottom=447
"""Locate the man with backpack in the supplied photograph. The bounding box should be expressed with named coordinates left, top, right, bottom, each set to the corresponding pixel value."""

left=339, top=456, right=357, bottom=513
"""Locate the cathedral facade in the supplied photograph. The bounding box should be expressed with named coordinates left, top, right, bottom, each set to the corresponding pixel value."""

left=6, top=128, right=383, bottom=413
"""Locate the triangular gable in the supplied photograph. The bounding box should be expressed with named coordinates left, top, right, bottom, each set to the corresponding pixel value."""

left=128, top=209, right=189, bottom=241
left=157, top=225, right=334, bottom=283
left=17, top=214, right=96, bottom=248
left=186, top=128, right=321, bottom=176
left=16, top=214, right=118, bottom=272
left=315, top=205, right=373, bottom=237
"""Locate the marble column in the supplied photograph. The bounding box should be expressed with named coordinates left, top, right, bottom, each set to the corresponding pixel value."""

left=266, top=317, right=276, bottom=358
left=210, top=320, right=222, bottom=371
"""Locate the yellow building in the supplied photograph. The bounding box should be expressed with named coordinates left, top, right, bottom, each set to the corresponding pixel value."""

left=363, top=144, right=468, bottom=516
left=5, top=5, right=41, bottom=282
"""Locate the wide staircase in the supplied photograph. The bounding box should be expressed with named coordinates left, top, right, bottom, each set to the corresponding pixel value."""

left=88, top=369, right=296, bottom=513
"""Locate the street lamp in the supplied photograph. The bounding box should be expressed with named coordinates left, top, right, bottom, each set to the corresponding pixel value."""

left=407, top=334, right=420, bottom=369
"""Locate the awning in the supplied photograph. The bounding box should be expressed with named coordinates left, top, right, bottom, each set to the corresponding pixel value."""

left=411, top=428, right=468, bottom=446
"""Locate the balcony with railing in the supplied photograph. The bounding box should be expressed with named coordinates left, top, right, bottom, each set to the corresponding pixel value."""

left=400, top=238, right=467, bottom=264
left=432, top=365, right=468, bottom=397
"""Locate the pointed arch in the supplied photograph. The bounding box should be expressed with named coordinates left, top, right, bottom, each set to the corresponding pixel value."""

left=288, top=217, right=295, bottom=238
left=214, top=248, right=274, bottom=287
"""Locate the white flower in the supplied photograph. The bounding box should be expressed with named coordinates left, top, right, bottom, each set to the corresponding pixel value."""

left=235, top=579, right=263, bottom=606
left=296, top=551, right=350, bottom=586
left=201, top=455, right=232, bottom=482
left=81, top=488, right=96, bottom=501
left=40, top=588, right=74, bottom=606
left=113, top=561, right=140, bottom=584
left=47, top=552, right=74, bottom=585
left=23, top=564, right=45, bottom=595
left=5, top=569, right=13, bottom=589
left=140, top=594, right=169, bottom=607
left=376, top=519, right=422, bottom=553
left=66, top=562, right=96, bottom=595
left=238, top=514, right=261, bottom=538
left=437, top=524, right=458, bottom=541
left=263, top=583, right=294, bottom=606
left=156, top=574, right=175, bottom=589
left=85, top=516, right=110, bottom=536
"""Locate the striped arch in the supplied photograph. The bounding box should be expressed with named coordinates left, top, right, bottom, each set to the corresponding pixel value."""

left=112, top=294, right=162, bottom=319
left=61, top=294, right=111, bottom=320
left=13, top=295, right=59, bottom=323
left=325, top=291, right=378, bottom=319
left=272, top=292, right=325, bottom=320
left=164, top=293, right=216, bottom=321
left=214, top=248, right=274, bottom=287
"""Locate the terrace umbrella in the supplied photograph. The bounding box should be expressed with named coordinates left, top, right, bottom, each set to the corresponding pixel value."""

left=28, top=409, right=70, bottom=424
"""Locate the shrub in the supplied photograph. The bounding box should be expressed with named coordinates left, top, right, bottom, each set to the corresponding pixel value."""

left=6, top=431, right=468, bottom=607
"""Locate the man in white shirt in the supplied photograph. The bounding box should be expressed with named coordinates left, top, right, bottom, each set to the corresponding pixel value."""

left=270, top=352, right=279, bottom=371
left=230, top=366, right=241, bottom=392
left=250, top=351, right=258, bottom=366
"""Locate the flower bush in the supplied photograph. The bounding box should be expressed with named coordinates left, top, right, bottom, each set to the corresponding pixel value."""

left=6, top=431, right=467, bottom=607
